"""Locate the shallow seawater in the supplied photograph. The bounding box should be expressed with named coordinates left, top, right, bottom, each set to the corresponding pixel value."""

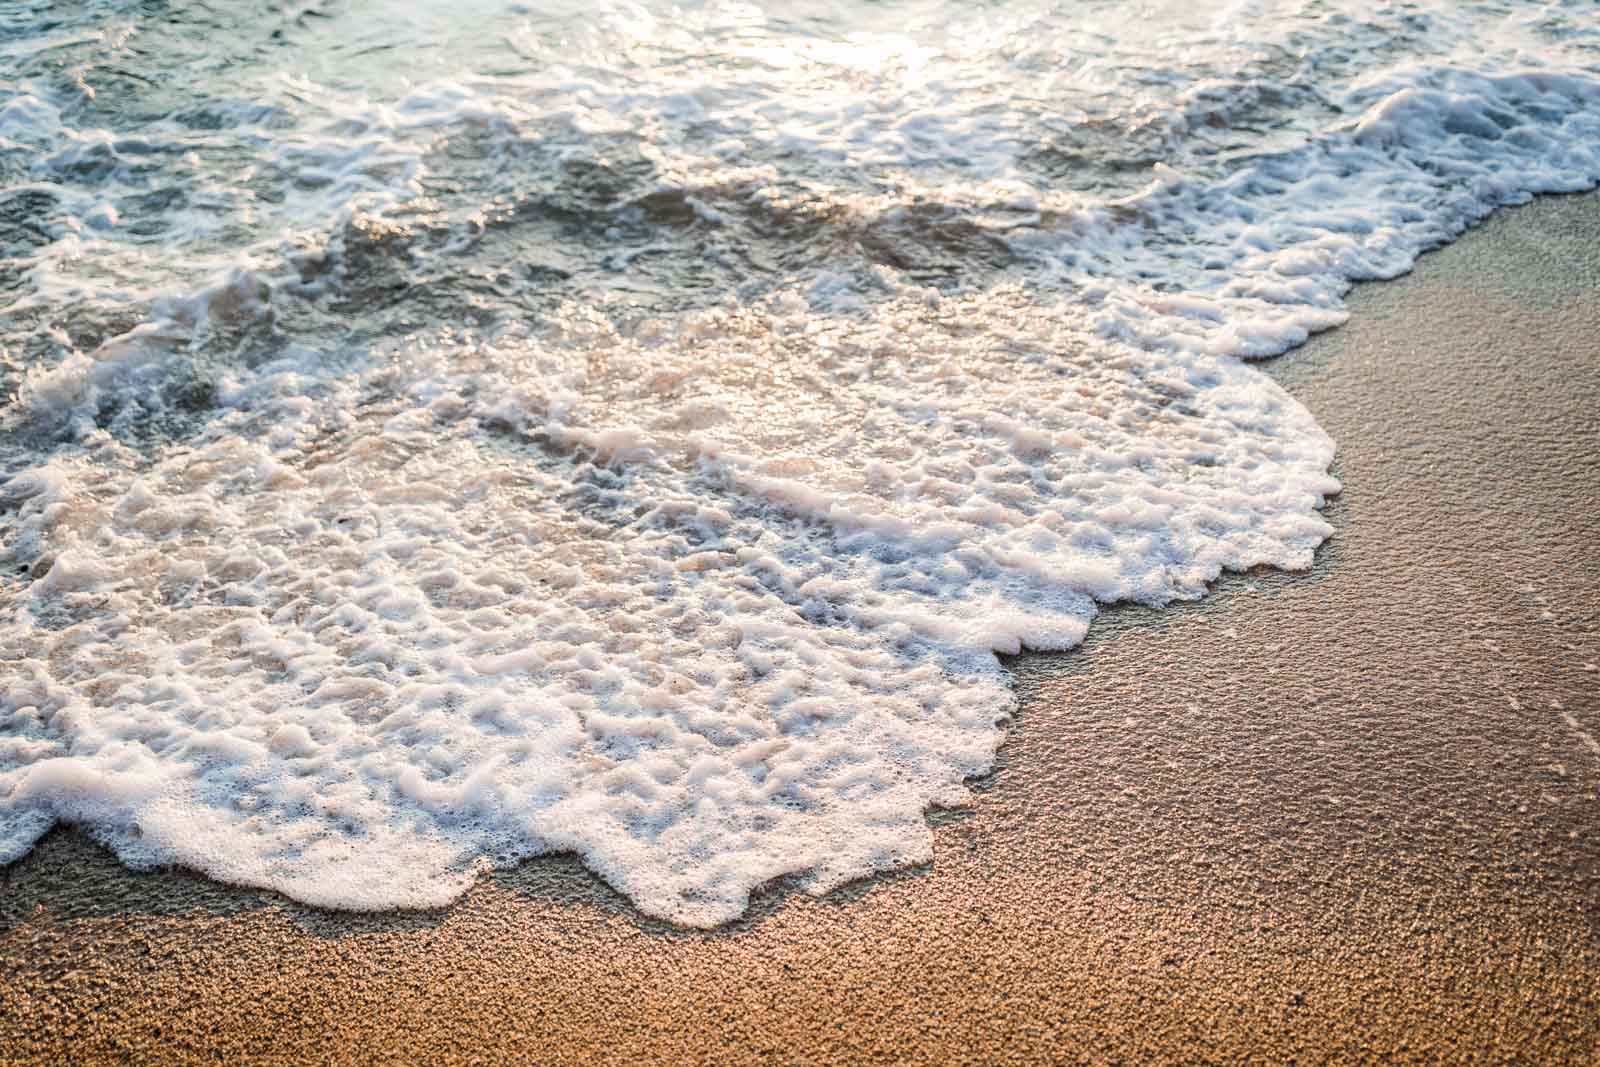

left=1, top=0, right=1597, bottom=925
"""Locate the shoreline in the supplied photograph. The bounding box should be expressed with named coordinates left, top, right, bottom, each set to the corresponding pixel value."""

left=4, top=192, right=1600, bottom=1064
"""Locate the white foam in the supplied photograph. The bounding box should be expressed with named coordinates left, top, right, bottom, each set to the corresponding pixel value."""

left=0, top=283, right=1340, bottom=924
left=3, top=0, right=1599, bottom=925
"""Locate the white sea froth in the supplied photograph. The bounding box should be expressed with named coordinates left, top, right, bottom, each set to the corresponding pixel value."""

left=1, top=281, right=1339, bottom=923
left=2, top=2, right=1599, bottom=924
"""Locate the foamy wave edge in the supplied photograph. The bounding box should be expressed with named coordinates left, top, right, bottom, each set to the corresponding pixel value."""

left=2, top=64, right=1598, bottom=926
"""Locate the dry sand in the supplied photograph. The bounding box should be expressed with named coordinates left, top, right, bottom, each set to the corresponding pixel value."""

left=3, top=193, right=1599, bottom=1066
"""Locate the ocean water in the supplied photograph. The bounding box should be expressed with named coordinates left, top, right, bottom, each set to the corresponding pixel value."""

left=1, top=1, right=1596, bottom=926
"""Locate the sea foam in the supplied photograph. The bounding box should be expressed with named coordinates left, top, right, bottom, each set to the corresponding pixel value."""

left=2, top=1, right=1599, bottom=924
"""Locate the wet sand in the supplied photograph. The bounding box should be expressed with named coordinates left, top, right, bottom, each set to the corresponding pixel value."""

left=3, top=192, right=1599, bottom=1065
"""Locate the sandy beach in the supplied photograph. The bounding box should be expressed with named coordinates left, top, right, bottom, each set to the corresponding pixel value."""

left=3, top=191, right=1598, bottom=1065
